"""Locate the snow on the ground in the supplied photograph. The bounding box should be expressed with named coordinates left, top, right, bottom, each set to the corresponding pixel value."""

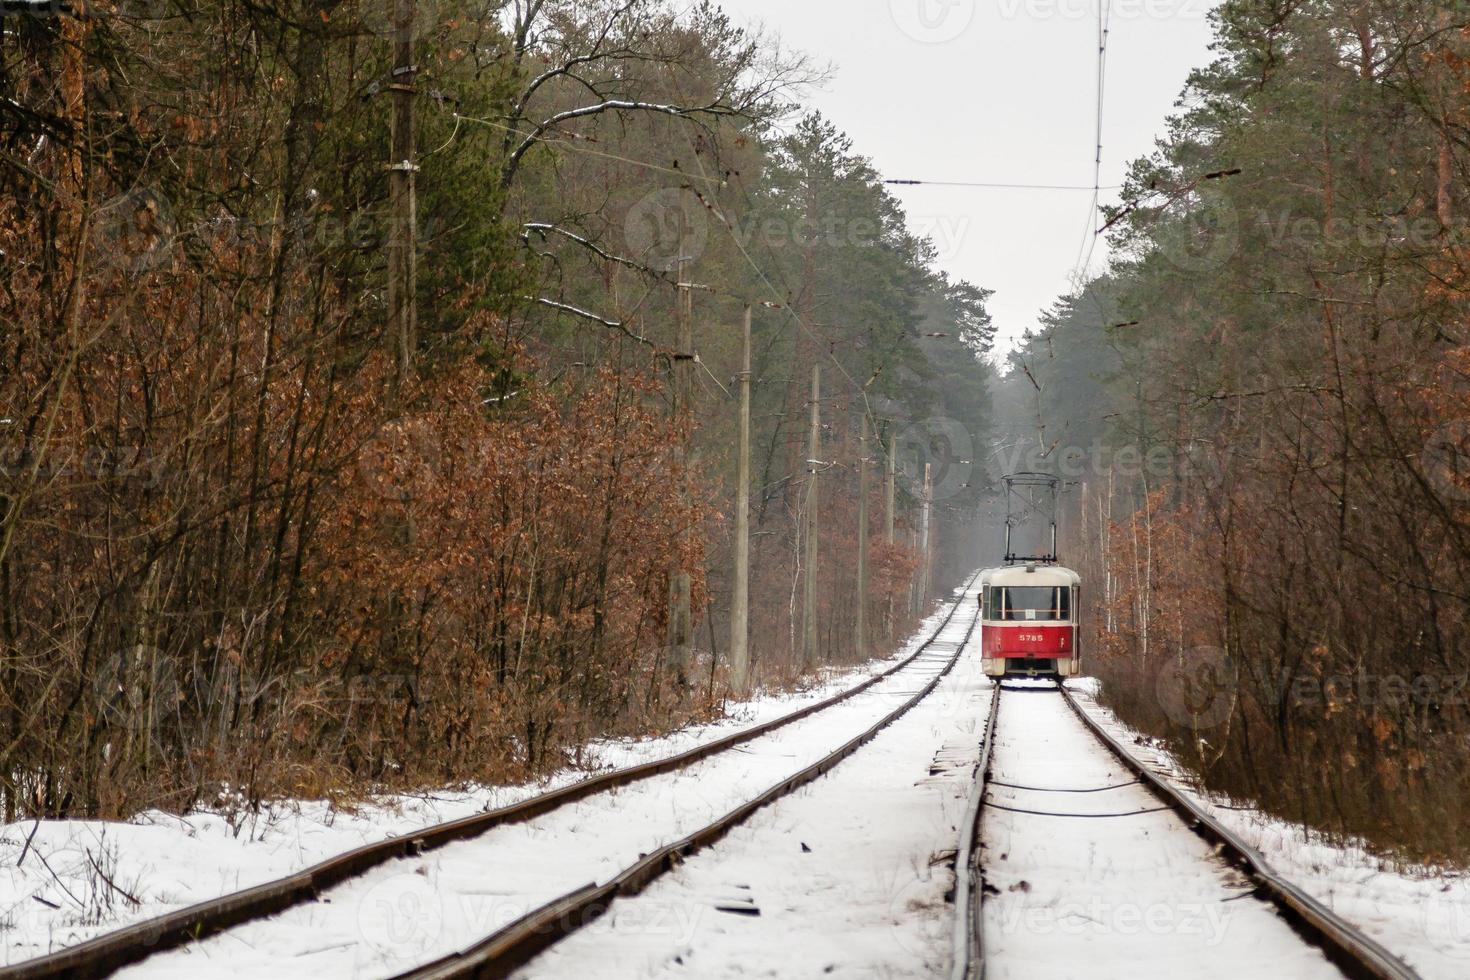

left=0, top=593, right=972, bottom=968
left=511, top=613, right=993, bottom=979
left=98, top=599, right=981, bottom=978
left=983, top=687, right=1343, bottom=980
left=1068, top=684, right=1470, bottom=980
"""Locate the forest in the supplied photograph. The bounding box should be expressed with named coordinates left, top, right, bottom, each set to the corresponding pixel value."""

left=0, top=0, right=996, bottom=819
left=7, top=0, right=1470, bottom=872
left=1002, top=0, right=1470, bottom=860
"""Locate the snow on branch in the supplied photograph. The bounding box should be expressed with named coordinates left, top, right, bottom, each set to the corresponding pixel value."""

left=527, top=296, right=666, bottom=355
left=522, top=223, right=678, bottom=283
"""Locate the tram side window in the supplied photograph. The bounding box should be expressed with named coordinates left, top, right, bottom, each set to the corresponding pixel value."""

left=998, top=586, right=1069, bottom=621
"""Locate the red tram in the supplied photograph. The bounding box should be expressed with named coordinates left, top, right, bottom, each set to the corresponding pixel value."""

left=978, top=563, right=1081, bottom=679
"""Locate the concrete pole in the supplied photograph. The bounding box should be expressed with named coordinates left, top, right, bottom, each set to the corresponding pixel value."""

left=667, top=252, right=693, bottom=682
left=884, top=425, right=896, bottom=638
left=802, top=364, right=821, bottom=668
left=920, top=462, right=933, bottom=604
left=884, top=426, right=896, bottom=544
left=386, top=0, right=418, bottom=402
left=856, top=413, right=869, bottom=660
left=729, top=306, right=752, bottom=694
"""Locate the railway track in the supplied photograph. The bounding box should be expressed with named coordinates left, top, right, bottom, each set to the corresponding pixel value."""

left=1, top=574, right=983, bottom=980
left=387, top=595, right=983, bottom=979
left=955, top=683, right=1424, bottom=980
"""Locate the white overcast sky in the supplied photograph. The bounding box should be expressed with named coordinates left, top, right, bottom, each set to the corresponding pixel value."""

left=713, top=0, right=1223, bottom=356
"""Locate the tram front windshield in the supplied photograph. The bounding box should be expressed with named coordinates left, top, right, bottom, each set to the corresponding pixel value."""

left=996, top=586, right=1069, bottom=621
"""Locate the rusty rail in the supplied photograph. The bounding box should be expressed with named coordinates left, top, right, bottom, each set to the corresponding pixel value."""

left=1059, top=687, right=1422, bottom=980
left=391, top=592, right=984, bottom=979
left=949, top=683, right=1001, bottom=980
left=1, top=574, right=983, bottom=980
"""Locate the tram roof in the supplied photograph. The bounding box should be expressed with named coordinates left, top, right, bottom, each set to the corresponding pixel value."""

left=978, top=564, right=1081, bottom=587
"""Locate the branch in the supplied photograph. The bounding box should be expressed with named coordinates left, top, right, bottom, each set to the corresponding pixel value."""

left=503, top=100, right=738, bottom=188
left=526, top=296, right=668, bottom=356
left=522, top=222, right=677, bottom=283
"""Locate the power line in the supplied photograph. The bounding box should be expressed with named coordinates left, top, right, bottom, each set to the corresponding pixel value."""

left=1072, top=0, right=1113, bottom=283
left=884, top=179, right=1119, bottom=191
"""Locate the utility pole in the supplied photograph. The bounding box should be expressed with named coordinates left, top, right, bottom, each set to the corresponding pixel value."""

left=885, top=426, right=896, bottom=544
left=667, top=246, right=694, bottom=682
left=920, top=462, right=933, bottom=605
left=883, top=425, right=897, bottom=638
left=802, top=364, right=821, bottom=668
left=729, top=306, right=752, bottom=694
left=856, top=413, right=869, bottom=660
left=386, top=0, right=418, bottom=402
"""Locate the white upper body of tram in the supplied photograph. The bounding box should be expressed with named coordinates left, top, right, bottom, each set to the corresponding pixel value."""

left=977, top=563, right=1082, bottom=679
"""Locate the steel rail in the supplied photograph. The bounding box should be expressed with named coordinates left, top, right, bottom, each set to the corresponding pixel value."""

left=949, top=683, right=1001, bottom=980
left=1, top=574, right=983, bottom=980
left=1059, top=688, right=1423, bottom=980
left=391, top=595, right=985, bottom=979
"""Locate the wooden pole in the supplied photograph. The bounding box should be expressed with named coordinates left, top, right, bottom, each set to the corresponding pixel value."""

left=729, top=306, right=752, bottom=694
left=856, top=413, right=869, bottom=660
left=802, top=364, right=821, bottom=667
left=386, top=0, right=418, bottom=401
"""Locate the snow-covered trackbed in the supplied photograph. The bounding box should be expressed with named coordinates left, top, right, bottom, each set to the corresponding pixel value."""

left=976, top=685, right=1421, bottom=980
left=386, top=595, right=984, bottom=979
left=501, top=601, right=997, bottom=979
left=5, top=577, right=981, bottom=980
